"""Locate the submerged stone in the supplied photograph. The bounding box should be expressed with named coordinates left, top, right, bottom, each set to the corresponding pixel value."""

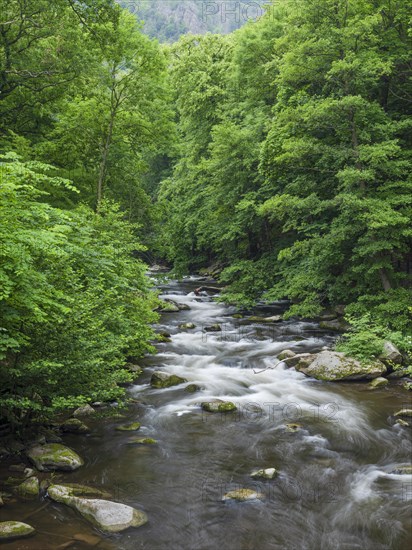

left=116, top=422, right=141, bottom=432
left=126, top=437, right=157, bottom=445
left=27, top=444, right=84, bottom=472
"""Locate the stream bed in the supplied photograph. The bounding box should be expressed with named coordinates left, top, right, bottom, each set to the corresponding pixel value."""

left=1, top=275, right=411, bottom=549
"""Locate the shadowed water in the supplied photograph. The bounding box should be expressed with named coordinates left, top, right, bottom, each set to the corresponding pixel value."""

left=1, top=276, right=411, bottom=549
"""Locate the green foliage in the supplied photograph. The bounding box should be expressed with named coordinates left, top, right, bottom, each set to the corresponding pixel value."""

left=0, top=155, right=158, bottom=427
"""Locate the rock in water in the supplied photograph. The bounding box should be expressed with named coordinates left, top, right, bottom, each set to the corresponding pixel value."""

left=15, top=477, right=39, bottom=498
left=0, top=521, right=35, bottom=541
left=115, top=422, right=141, bottom=432
left=390, top=465, right=412, bottom=475
left=150, top=372, right=187, bottom=389
left=61, top=418, right=90, bottom=434
left=222, top=489, right=262, bottom=501
left=250, top=468, right=278, bottom=479
left=295, top=351, right=386, bottom=381
left=368, top=377, right=389, bottom=389
left=27, top=443, right=84, bottom=471
left=201, top=400, right=237, bottom=413
left=47, top=484, right=147, bottom=533
left=394, top=409, right=412, bottom=417
left=73, top=404, right=95, bottom=417
left=278, top=350, right=296, bottom=361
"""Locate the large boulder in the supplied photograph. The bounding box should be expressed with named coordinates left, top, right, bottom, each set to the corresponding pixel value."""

left=150, top=372, right=187, bottom=389
left=379, top=341, right=403, bottom=365
left=295, top=351, right=386, bottom=381
left=27, top=444, right=84, bottom=472
left=0, top=521, right=35, bottom=541
left=47, top=484, right=147, bottom=533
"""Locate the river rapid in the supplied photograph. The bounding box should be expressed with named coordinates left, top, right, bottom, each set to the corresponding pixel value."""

left=1, top=275, right=411, bottom=549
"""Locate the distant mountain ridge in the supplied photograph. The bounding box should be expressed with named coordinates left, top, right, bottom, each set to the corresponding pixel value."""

left=117, top=1, right=267, bottom=42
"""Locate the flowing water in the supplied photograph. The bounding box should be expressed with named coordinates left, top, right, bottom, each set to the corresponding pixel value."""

left=1, top=275, right=411, bottom=549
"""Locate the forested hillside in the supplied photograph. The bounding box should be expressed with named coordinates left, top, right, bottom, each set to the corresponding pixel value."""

left=0, top=0, right=411, bottom=429
left=157, top=0, right=412, bottom=360
left=117, top=0, right=248, bottom=42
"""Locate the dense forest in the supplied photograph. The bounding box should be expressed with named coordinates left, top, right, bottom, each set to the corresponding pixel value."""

left=1, top=0, right=411, bottom=429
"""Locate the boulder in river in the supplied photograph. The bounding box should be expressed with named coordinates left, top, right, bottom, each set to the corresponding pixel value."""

left=222, top=488, right=263, bottom=501
left=73, top=404, right=95, bottom=417
left=250, top=468, right=278, bottom=480
left=0, top=521, right=35, bottom=541
left=157, top=300, right=180, bottom=312
left=27, top=443, right=84, bottom=472
left=368, top=377, right=389, bottom=389
left=295, top=351, right=386, bottom=381
left=61, top=418, right=90, bottom=434
left=15, top=476, right=39, bottom=499
left=179, top=322, right=196, bottom=329
left=150, top=372, right=187, bottom=389
left=248, top=315, right=282, bottom=323
left=379, top=341, right=403, bottom=365
left=47, top=484, right=147, bottom=533
left=201, top=400, right=237, bottom=413
left=126, top=437, right=157, bottom=445
left=203, top=324, right=222, bottom=332
left=286, top=423, right=302, bottom=432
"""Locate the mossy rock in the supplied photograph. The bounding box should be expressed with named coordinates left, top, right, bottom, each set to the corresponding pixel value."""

left=185, top=383, right=201, bottom=393
left=0, top=521, right=35, bottom=541
left=116, top=422, right=141, bottom=432
left=278, top=350, right=296, bottom=361
left=27, top=443, right=84, bottom=472
left=126, top=437, right=157, bottom=445
left=248, top=315, right=282, bottom=323
left=15, top=476, right=39, bottom=499
left=150, top=372, right=187, bottom=389
left=158, top=300, right=180, bottom=312
left=395, top=419, right=410, bottom=427
left=73, top=404, right=96, bottom=417
left=222, top=488, right=263, bottom=501
left=403, top=382, right=412, bottom=391
left=201, top=400, right=237, bottom=413
left=296, top=351, right=386, bottom=381
left=61, top=418, right=90, bottom=434
left=368, top=377, right=389, bottom=389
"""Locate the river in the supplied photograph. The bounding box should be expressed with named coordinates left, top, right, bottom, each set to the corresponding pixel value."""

left=1, top=275, right=411, bottom=549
